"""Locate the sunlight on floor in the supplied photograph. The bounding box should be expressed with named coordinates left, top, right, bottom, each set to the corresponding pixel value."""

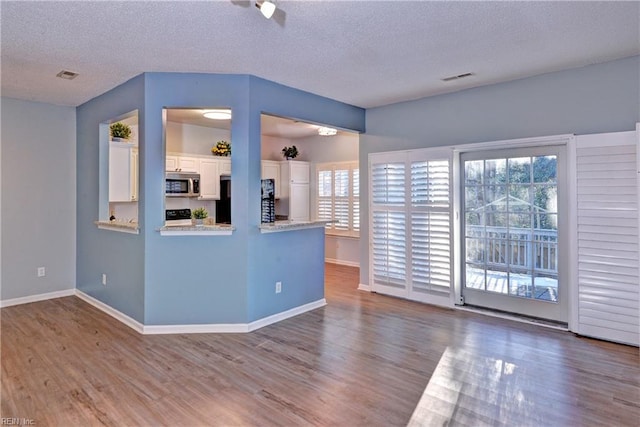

left=407, top=347, right=526, bottom=425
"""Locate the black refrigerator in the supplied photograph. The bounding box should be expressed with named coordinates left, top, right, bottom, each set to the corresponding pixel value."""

left=216, top=176, right=231, bottom=224
left=261, top=179, right=275, bottom=223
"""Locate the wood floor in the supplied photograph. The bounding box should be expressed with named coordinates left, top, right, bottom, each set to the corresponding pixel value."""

left=2, top=264, right=639, bottom=426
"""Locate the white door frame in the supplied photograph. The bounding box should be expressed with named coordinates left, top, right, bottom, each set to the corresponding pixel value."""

left=452, top=134, right=575, bottom=326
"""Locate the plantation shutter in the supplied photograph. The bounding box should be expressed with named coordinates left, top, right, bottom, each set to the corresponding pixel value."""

left=371, top=160, right=408, bottom=296
left=575, top=131, right=639, bottom=346
left=370, top=149, right=453, bottom=305
left=317, top=169, right=333, bottom=226
left=353, top=168, right=360, bottom=232
left=410, top=160, right=451, bottom=294
left=334, top=169, right=350, bottom=230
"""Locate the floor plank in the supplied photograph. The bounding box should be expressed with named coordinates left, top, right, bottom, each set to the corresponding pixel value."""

left=2, top=263, right=639, bottom=426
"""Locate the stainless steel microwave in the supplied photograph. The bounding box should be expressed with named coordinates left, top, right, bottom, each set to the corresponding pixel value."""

left=165, top=172, right=200, bottom=197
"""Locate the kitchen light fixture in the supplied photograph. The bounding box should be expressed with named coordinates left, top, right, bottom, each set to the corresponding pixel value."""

left=255, top=0, right=276, bottom=19
left=202, top=109, right=232, bottom=120
left=317, top=126, right=338, bottom=136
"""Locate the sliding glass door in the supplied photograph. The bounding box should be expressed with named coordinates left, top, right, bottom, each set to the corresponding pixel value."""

left=461, top=146, right=568, bottom=323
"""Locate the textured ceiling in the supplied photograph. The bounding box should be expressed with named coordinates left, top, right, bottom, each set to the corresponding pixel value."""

left=1, top=1, right=639, bottom=108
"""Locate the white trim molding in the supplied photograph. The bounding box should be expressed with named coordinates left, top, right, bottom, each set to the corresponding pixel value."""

left=2, top=288, right=326, bottom=335
left=452, top=133, right=575, bottom=153
left=325, top=258, right=360, bottom=268
left=75, top=290, right=145, bottom=334
left=247, top=299, right=327, bottom=332
left=357, top=283, right=371, bottom=292
left=0, top=288, right=75, bottom=308
left=76, top=290, right=326, bottom=335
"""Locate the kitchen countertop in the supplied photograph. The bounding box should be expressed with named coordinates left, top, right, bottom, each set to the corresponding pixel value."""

left=95, top=220, right=139, bottom=234
left=158, top=224, right=235, bottom=236
left=259, top=220, right=331, bottom=233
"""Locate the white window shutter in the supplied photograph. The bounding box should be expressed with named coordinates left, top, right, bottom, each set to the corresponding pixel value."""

left=316, top=163, right=360, bottom=235
left=575, top=131, right=639, bottom=346
left=353, top=168, right=360, bottom=232
left=370, top=150, right=453, bottom=305
left=410, top=160, right=452, bottom=295
left=371, top=161, right=407, bottom=292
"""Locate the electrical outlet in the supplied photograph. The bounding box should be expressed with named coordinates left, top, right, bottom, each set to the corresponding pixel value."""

left=102, top=274, right=107, bottom=286
left=37, top=267, right=45, bottom=277
left=275, top=281, right=282, bottom=294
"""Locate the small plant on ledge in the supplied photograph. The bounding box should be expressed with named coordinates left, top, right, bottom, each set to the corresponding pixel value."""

left=282, top=145, right=298, bottom=160
left=110, top=122, right=132, bottom=141
left=192, top=207, right=208, bottom=226
left=211, top=140, right=231, bottom=156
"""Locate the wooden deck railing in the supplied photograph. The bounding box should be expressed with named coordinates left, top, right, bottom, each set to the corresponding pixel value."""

left=466, top=225, right=557, bottom=275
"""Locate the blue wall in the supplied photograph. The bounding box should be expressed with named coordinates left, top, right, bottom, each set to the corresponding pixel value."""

left=359, top=55, right=640, bottom=286
left=245, top=76, right=363, bottom=321
left=76, top=75, right=146, bottom=322
left=76, top=72, right=365, bottom=326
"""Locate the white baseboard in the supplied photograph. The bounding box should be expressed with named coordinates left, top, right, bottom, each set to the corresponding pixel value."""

left=76, top=290, right=326, bottom=335
left=247, top=298, right=327, bottom=332
left=325, top=258, right=360, bottom=268
left=75, top=290, right=145, bottom=334
left=0, top=288, right=75, bottom=308
left=357, top=283, right=371, bottom=292
left=143, top=323, right=249, bottom=334
left=3, top=287, right=326, bottom=336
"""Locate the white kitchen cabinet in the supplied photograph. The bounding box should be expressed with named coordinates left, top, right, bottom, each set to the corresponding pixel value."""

left=199, top=158, right=220, bottom=200
left=166, top=155, right=199, bottom=172
left=166, top=155, right=178, bottom=172
left=288, top=183, right=310, bottom=221
left=220, top=158, right=232, bottom=175
left=280, top=160, right=310, bottom=221
left=261, top=160, right=281, bottom=199
left=109, top=142, right=137, bottom=202
left=130, top=148, right=139, bottom=201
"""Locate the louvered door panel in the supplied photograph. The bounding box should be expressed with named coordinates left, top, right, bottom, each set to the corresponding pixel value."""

left=371, top=160, right=408, bottom=297
left=575, top=131, right=639, bottom=346
left=370, top=150, right=453, bottom=305
left=410, top=159, right=452, bottom=298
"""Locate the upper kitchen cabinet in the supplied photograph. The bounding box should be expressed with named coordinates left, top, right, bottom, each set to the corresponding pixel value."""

left=109, top=142, right=138, bottom=202
left=166, top=155, right=199, bottom=172
left=98, top=110, right=140, bottom=231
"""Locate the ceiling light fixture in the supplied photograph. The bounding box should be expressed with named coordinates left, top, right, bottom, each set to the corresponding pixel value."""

left=255, top=0, right=276, bottom=19
left=202, top=109, right=232, bottom=120
left=318, top=126, right=337, bottom=136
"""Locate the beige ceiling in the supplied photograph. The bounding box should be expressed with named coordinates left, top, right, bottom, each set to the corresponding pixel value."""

left=1, top=1, right=639, bottom=109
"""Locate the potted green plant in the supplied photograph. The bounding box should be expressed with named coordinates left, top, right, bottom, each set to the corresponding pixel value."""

left=192, top=207, right=208, bottom=226
left=211, top=140, right=231, bottom=156
left=282, top=145, right=298, bottom=160
left=110, top=122, right=132, bottom=141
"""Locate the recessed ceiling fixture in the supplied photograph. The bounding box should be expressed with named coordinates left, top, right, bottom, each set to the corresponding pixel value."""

left=202, top=109, right=232, bottom=120
left=442, top=72, right=474, bottom=82
left=56, top=70, right=79, bottom=80
left=255, top=0, right=276, bottom=19
left=318, top=126, right=337, bottom=136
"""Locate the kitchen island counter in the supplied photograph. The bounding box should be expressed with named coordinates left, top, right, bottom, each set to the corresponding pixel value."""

left=159, top=224, right=235, bottom=236
left=259, top=220, right=331, bottom=234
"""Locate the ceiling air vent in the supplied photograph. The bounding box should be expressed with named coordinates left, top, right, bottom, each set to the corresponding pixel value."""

left=56, top=70, right=79, bottom=80
left=442, top=72, right=474, bottom=82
